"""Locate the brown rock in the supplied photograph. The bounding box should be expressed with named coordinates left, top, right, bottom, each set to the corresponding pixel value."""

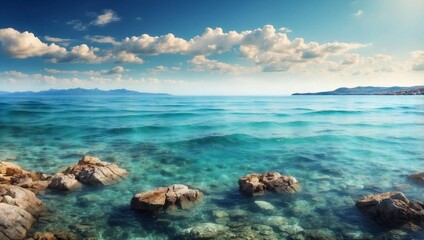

left=238, top=172, right=300, bottom=196
left=409, top=172, right=424, bottom=185
left=0, top=162, right=52, bottom=193
left=64, top=156, right=127, bottom=185
left=0, top=184, right=44, bottom=216
left=356, top=191, right=424, bottom=226
left=0, top=161, right=23, bottom=175
left=0, top=203, right=34, bottom=240
left=131, top=184, right=203, bottom=212
left=48, top=173, right=81, bottom=191
left=33, top=231, right=58, bottom=240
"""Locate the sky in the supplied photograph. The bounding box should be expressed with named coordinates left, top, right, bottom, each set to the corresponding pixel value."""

left=0, top=0, right=423, bottom=95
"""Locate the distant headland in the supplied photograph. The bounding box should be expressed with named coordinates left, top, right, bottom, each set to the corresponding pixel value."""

left=292, top=86, right=424, bottom=95
left=0, top=88, right=171, bottom=96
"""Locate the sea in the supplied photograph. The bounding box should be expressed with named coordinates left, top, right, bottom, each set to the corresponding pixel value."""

left=0, top=95, right=423, bottom=239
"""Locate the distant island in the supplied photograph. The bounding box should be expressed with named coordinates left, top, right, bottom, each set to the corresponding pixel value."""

left=0, top=88, right=170, bottom=96
left=292, top=86, right=424, bottom=95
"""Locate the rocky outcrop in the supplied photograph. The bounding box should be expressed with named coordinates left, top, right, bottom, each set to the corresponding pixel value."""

left=0, top=162, right=23, bottom=175
left=409, top=172, right=424, bottom=185
left=48, top=173, right=82, bottom=191
left=131, top=184, right=203, bottom=212
left=0, top=184, right=44, bottom=239
left=0, top=161, right=51, bottom=193
left=356, top=191, right=424, bottom=226
left=0, top=203, right=34, bottom=240
left=63, top=156, right=127, bottom=185
left=238, top=172, right=300, bottom=196
left=0, top=184, right=44, bottom=216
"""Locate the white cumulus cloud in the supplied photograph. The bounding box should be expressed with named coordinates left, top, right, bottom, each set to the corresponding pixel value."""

left=91, top=9, right=120, bottom=26
left=411, top=51, right=424, bottom=71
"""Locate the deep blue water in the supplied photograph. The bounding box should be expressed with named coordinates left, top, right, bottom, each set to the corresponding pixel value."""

left=0, top=95, right=424, bottom=239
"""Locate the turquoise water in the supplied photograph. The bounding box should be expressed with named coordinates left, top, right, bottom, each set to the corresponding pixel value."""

left=1, top=95, right=424, bottom=239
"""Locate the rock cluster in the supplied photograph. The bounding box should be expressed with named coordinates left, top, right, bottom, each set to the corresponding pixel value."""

left=0, top=184, right=44, bottom=239
left=131, top=184, right=203, bottom=212
left=0, top=161, right=51, bottom=193
left=63, top=156, right=127, bottom=186
left=0, top=156, right=127, bottom=239
left=238, top=172, right=300, bottom=196
left=356, top=191, right=424, bottom=227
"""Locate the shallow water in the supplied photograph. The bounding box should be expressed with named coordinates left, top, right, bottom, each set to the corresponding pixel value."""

left=1, top=95, right=424, bottom=239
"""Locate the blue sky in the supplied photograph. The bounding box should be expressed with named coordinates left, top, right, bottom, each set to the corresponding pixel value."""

left=0, top=0, right=423, bottom=95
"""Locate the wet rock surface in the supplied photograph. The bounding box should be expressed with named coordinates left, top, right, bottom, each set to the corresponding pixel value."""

left=356, top=191, right=424, bottom=226
left=0, top=184, right=44, bottom=239
left=238, top=172, right=300, bottom=196
left=0, top=184, right=44, bottom=216
left=48, top=173, right=81, bottom=191
left=0, top=161, right=51, bottom=193
left=0, top=203, right=34, bottom=240
left=131, top=184, right=203, bottom=212
left=409, top=172, right=424, bottom=185
left=63, top=156, right=127, bottom=185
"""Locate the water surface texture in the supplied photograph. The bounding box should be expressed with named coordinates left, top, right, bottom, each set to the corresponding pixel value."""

left=1, top=96, right=424, bottom=239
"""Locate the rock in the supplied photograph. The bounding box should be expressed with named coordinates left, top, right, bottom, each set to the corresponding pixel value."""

left=262, top=216, right=289, bottom=227
left=228, top=209, right=249, bottom=218
left=279, top=224, right=304, bottom=235
left=239, top=172, right=300, bottom=196
left=0, top=184, right=44, bottom=216
left=31, top=230, right=77, bottom=240
left=255, top=200, right=275, bottom=210
left=304, top=229, right=336, bottom=240
left=131, top=184, right=203, bottom=212
left=182, top=223, right=229, bottom=239
left=356, top=191, right=424, bottom=226
left=48, top=173, right=81, bottom=191
left=33, top=231, right=57, bottom=240
left=0, top=162, right=51, bottom=193
left=0, top=203, right=34, bottom=240
left=212, top=209, right=229, bottom=218
left=63, top=156, right=127, bottom=185
left=409, top=172, right=424, bottom=185
left=0, top=162, right=23, bottom=175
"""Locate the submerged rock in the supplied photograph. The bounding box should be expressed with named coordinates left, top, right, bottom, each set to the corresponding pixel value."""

left=131, top=184, right=203, bottom=212
left=48, top=173, right=82, bottom=191
left=254, top=200, right=275, bottom=210
left=279, top=224, right=304, bottom=235
left=356, top=191, right=424, bottom=226
left=238, top=172, right=300, bottom=196
left=212, top=209, right=229, bottom=219
left=63, top=156, right=127, bottom=185
left=181, top=223, right=229, bottom=239
left=409, top=172, right=424, bottom=185
left=304, top=229, right=336, bottom=240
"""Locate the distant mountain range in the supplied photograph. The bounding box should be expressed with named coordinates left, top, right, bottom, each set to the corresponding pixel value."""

left=0, top=88, right=170, bottom=96
left=292, top=86, right=424, bottom=95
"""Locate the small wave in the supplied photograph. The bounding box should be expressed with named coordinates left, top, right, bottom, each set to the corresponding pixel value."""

left=7, top=110, right=50, bottom=116
left=171, top=134, right=256, bottom=147
left=105, top=125, right=171, bottom=134
left=402, top=111, right=424, bottom=115
left=303, top=110, right=362, bottom=115
left=143, top=112, right=200, bottom=118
